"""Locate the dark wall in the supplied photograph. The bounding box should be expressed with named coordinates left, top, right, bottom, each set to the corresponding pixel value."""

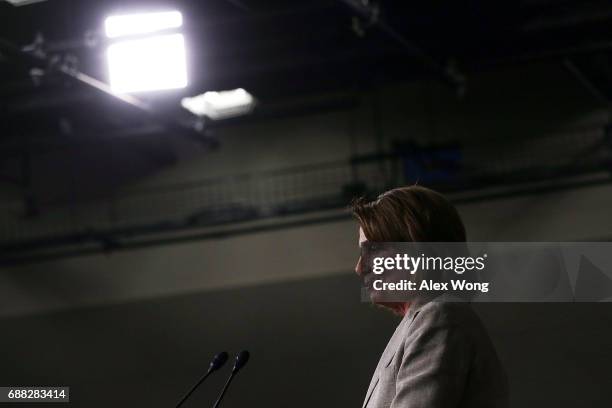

left=0, top=274, right=611, bottom=407
left=0, top=274, right=396, bottom=407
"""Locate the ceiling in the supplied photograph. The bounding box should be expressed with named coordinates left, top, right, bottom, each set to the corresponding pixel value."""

left=2, top=0, right=612, bottom=117
left=2, top=0, right=612, bottom=261
left=1, top=0, right=612, bottom=173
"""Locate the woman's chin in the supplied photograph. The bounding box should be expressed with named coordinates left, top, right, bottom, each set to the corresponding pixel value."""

left=371, top=298, right=407, bottom=316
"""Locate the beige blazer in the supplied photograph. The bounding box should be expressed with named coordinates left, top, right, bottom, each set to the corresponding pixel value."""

left=363, top=298, right=508, bottom=408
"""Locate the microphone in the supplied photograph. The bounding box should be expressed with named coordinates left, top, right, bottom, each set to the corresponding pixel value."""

left=212, top=351, right=250, bottom=408
left=175, top=351, right=229, bottom=408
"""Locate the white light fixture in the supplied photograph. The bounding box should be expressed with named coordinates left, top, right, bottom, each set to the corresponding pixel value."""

left=104, top=11, right=183, bottom=39
left=104, top=11, right=188, bottom=94
left=107, top=34, right=187, bottom=93
left=181, top=89, right=256, bottom=120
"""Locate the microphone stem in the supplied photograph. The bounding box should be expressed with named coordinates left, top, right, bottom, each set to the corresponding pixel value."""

left=175, top=368, right=213, bottom=408
left=212, top=371, right=236, bottom=408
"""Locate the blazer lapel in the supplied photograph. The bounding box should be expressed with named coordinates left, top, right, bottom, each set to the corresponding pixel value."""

left=362, top=376, right=380, bottom=408
left=362, top=313, right=413, bottom=408
left=362, top=300, right=434, bottom=408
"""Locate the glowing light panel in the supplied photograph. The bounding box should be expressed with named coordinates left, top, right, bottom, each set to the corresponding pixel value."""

left=107, top=33, right=188, bottom=93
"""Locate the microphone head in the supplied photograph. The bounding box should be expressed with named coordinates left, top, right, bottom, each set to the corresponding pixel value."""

left=210, top=351, right=229, bottom=371
left=233, top=350, right=250, bottom=372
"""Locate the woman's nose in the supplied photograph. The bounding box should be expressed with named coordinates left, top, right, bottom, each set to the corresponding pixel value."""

left=355, top=256, right=362, bottom=276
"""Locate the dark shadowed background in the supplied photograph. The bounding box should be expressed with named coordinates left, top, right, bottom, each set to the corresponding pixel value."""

left=1, top=0, right=612, bottom=407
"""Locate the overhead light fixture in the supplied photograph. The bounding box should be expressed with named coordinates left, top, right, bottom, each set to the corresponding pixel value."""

left=104, top=11, right=188, bottom=94
left=107, top=34, right=187, bottom=94
left=181, top=89, right=256, bottom=120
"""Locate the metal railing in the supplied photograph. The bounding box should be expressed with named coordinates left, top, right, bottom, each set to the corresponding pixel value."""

left=1, top=123, right=611, bottom=262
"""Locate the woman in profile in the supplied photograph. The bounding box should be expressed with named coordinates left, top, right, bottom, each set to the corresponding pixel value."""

left=353, top=186, right=508, bottom=408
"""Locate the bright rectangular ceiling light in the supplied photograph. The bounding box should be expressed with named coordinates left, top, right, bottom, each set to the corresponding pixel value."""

left=107, top=33, right=188, bottom=93
left=104, top=11, right=183, bottom=39
left=181, top=89, right=256, bottom=120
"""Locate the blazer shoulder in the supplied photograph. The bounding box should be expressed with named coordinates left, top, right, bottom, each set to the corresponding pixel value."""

left=399, top=300, right=485, bottom=350
left=413, top=300, right=479, bottom=327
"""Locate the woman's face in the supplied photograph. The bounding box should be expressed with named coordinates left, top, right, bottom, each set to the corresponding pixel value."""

left=355, top=226, right=409, bottom=316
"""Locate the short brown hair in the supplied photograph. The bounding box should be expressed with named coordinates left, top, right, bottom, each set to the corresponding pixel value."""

left=352, top=185, right=466, bottom=242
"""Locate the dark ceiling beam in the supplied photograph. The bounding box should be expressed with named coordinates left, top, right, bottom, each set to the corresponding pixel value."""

left=0, top=42, right=399, bottom=114
left=337, top=0, right=465, bottom=93
left=0, top=36, right=214, bottom=146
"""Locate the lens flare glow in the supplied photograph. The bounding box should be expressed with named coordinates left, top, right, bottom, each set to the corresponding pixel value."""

left=104, top=11, right=183, bottom=38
